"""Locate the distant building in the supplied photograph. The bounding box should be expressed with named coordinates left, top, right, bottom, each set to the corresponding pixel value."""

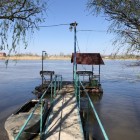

left=104, top=56, right=109, bottom=59
left=0, top=52, right=6, bottom=57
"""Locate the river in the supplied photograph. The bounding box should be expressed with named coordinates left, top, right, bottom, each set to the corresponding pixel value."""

left=0, top=59, right=140, bottom=140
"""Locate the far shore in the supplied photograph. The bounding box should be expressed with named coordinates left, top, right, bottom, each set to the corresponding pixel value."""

left=0, top=56, right=71, bottom=60
left=0, top=56, right=139, bottom=61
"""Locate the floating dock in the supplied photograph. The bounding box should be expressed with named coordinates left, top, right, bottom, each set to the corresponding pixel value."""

left=5, top=79, right=108, bottom=140
left=44, top=83, right=84, bottom=140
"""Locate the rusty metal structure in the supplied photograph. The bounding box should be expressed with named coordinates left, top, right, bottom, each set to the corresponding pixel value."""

left=71, top=53, right=104, bottom=65
left=71, top=53, right=104, bottom=83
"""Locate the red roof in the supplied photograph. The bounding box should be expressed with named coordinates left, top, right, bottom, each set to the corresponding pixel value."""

left=71, top=53, right=104, bottom=65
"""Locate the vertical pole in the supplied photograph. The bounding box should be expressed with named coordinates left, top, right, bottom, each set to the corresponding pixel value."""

left=99, top=64, right=100, bottom=84
left=79, top=84, right=80, bottom=108
left=60, top=76, right=62, bottom=89
left=70, top=22, right=78, bottom=83
left=74, top=22, right=78, bottom=98
left=51, top=81, right=53, bottom=103
left=42, top=51, right=43, bottom=88
left=54, top=75, right=57, bottom=97
left=70, top=22, right=78, bottom=100
left=73, top=62, right=74, bottom=81
left=92, top=65, right=94, bottom=77
left=86, top=101, right=90, bottom=140
left=74, top=22, right=77, bottom=84
left=99, top=55, right=101, bottom=84
left=40, top=100, right=43, bottom=138
left=56, top=75, right=60, bottom=90
left=74, top=22, right=78, bottom=101
left=78, top=75, right=80, bottom=109
left=42, top=51, right=46, bottom=88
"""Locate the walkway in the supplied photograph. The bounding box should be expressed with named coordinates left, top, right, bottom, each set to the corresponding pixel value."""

left=44, top=83, right=84, bottom=140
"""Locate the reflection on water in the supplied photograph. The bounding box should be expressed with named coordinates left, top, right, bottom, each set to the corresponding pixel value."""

left=80, top=91, right=104, bottom=140
left=0, top=60, right=140, bottom=140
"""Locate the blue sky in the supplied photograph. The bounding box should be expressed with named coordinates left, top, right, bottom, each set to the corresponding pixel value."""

left=18, top=0, right=115, bottom=55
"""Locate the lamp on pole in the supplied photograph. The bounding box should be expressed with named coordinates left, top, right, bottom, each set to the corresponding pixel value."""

left=42, top=51, right=46, bottom=87
left=69, top=22, right=78, bottom=82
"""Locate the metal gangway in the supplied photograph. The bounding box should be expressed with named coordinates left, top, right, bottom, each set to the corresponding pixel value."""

left=14, top=75, right=109, bottom=140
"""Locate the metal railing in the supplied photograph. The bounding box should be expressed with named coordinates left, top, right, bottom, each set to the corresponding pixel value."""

left=15, top=75, right=62, bottom=140
left=75, top=75, right=109, bottom=140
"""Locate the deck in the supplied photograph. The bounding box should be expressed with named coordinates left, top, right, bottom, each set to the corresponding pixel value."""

left=44, top=83, right=84, bottom=140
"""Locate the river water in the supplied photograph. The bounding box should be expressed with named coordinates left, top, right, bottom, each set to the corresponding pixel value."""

left=0, top=59, right=140, bottom=140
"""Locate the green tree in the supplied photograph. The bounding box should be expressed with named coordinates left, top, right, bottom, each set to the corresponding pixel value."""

left=87, top=0, right=140, bottom=54
left=0, top=0, right=47, bottom=54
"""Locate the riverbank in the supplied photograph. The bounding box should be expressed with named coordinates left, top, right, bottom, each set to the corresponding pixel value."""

left=0, top=55, right=140, bottom=61
left=0, top=56, right=71, bottom=60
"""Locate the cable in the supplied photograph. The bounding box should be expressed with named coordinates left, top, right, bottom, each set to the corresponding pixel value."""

left=31, top=23, right=108, bottom=33
left=76, top=34, right=87, bottom=71
left=76, top=36, right=80, bottom=53
left=38, top=23, right=70, bottom=28
left=77, top=29, right=107, bottom=32
left=25, top=23, right=70, bottom=29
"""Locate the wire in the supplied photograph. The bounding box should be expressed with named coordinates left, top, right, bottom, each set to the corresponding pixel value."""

left=76, top=34, right=87, bottom=71
left=38, top=23, right=70, bottom=28
left=31, top=23, right=108, bottom=33
left=76, top=36, right=80, bottom=53
left=36, top=23, right=108, bottom=32
left=77, top=29, right=107, bottom=32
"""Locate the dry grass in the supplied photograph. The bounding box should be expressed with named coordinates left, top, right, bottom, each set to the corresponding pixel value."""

left=0, top=56, right=71, bottom=60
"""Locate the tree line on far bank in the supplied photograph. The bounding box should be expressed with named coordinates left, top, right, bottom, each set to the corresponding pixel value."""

left=6, top=53, right=140, bottom=60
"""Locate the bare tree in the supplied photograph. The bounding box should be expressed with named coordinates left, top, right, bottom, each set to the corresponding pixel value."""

left=0, top=0, right=47, bottom=54
left=87, top=0, right=140, bottom=54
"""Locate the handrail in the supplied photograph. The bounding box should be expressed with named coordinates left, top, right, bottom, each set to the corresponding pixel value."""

left=43, top=75, right=62, bottom=135
left=15, top=74, right=62, bottom=140
left=78, top=80, right=109, bottom=140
